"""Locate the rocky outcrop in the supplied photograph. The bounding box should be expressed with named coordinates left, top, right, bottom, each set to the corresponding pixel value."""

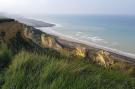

left=88, top=50, right=114, bottom=67
left=0, top=19, right=135, bottom=76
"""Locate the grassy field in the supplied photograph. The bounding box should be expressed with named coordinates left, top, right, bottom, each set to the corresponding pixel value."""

left=0, top=44, right=134, bottom=89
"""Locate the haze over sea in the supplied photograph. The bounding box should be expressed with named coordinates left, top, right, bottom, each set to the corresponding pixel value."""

left=31, top=15, right=135, bottom=54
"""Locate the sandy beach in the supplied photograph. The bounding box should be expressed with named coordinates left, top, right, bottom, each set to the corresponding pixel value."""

left=34, top=26, right=135, bottom=66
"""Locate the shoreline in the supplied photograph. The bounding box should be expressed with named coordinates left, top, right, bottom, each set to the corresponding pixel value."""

left=37, top=27, right=135, bottom=60
left=13, top=17, right=135, bottom=64
left=5, top=15, right=55, bottom=27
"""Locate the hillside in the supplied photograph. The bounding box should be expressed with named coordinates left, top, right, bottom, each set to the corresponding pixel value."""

left=0, top=18, right=135, bottom=89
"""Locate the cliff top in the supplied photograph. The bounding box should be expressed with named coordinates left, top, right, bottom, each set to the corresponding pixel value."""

left=0, top=18, right=15, bottom=23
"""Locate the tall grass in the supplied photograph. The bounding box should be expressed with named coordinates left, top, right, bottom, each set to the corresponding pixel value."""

left=1, top=51, right=135, bottom=89
left=0, top=44, right=12, bottom=88
left=0, top=44, right=12, bottom=68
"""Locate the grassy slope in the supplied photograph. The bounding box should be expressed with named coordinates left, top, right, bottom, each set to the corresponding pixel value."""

left=0, top=45, right=134, bottom=89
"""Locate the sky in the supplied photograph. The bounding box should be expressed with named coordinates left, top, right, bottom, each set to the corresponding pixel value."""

left=0, top=0, right=135, bottom=16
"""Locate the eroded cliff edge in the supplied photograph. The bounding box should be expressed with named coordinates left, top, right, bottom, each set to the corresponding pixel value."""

left=0, top=19, right=135, bottom=75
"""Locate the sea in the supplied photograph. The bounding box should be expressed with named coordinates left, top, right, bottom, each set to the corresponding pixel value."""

left=29, top=15, right=135, bottom=55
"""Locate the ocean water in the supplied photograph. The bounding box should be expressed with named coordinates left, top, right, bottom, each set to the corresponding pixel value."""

left=32, top=15, right=135, bottom=54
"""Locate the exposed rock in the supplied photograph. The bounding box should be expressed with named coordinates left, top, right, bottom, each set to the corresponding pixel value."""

left=94, top=50, right=114, bottom=67
left=24, top=27, right=33, bottom=39
left=41, top=34, right=54, bottom=48
left=41, top=34, right=62, bottom=51
left=74, top=47, right=86, bottom=57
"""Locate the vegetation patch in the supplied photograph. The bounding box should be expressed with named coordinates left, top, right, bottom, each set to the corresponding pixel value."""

left=0, top=45, right=134, bottom=89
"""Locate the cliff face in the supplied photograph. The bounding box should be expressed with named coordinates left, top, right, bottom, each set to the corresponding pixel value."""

left=0, top=19, right=135, bottom=75
left=0, top=21, right=24, bottom=42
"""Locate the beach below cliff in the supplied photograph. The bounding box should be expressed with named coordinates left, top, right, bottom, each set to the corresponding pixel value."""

left=38, top=26, right=135, bottom=63
left=10, top=16, right=134, bottom=65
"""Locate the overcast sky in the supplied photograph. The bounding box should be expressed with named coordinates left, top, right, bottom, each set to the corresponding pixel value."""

left=0, top=0, right=135, bottom=15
